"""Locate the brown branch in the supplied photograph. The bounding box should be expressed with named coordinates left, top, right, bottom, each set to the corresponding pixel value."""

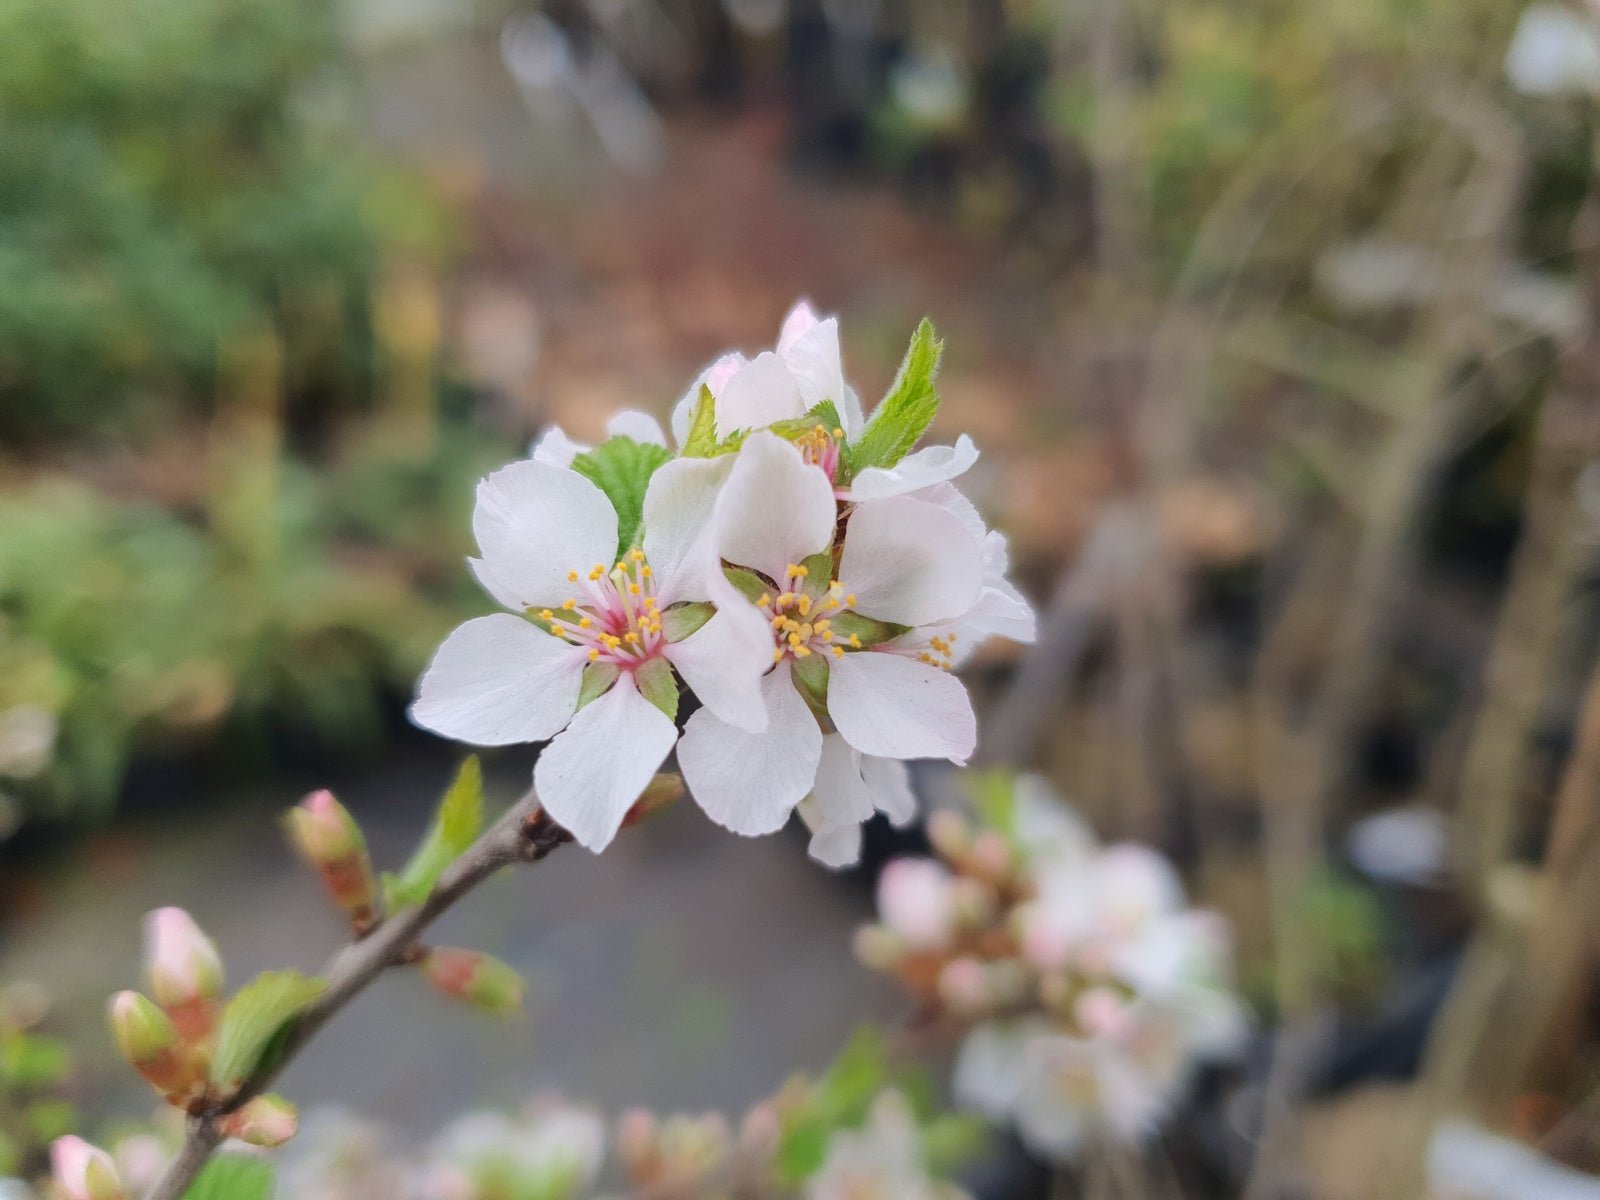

left=143, top=789, right=572, bottom=1200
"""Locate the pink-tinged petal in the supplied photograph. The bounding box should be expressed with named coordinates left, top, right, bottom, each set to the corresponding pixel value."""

left=827, top=650, right=976, bottom=763
left=839, top=496, right=982, bottom=628
left=841, top=435, right=980, bottom=501
left=781, top=314, right=846, bottom=411
left=877, top=858, right=957, bottom=947
left=670, top=352, right=748, bottom=444
left=861, top=755, right=916, bottom=825
left=665, top=600, right=771, bottom=734
left=411, top=615, right=586, bottom=745
left=641, top=455, right=735, bottom=601
left=678, top=660, right=821, bottom=836
left=606, top=410, right=667, bottom=446
left=715, top=351, right=807, bottom=433
left=715, top=431, right=837, bottom=582
left=776, top=300, right=822, bottom=354
left=534, top=673, right=678, bottom=852
left=530, top=425, right=590, bottom=467
left=469, top=461, right=619, bottom=611
left=796, top=797, right=863, bottom=868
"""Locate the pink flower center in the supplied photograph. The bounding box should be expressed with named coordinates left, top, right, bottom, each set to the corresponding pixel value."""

left=755, top=563, right=860, bottom=664
left=537, top=550, right=665, bottom=669
left=795, top=423, right=843, bottom=482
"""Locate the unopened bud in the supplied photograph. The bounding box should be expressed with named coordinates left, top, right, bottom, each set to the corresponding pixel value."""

left=738, top=1100, right=782, bottom=1158
left=970, top=831, right=1014, bottom=880
left=286, top=790, right=378, bottom=925
left=616, top=1107, right=659, bottom=1168
left=421, top=947, right=524, bottom=1016
left=51, top=1136, right=125, bottom=1200
left=107, top=991, right=189, bottom=1096
left=220, top=1093, right=299, bottom=1148
left=937, top=957, right=991, bottom=1014
left=951, top=877, right=998, bottom=928
left=926, top=809, right=971, bottom=861
left=851, top=924, right=902, bottom=971
left=622, top=773, right=685, bottom=828
left=143, top=908, right=223, bottom=1040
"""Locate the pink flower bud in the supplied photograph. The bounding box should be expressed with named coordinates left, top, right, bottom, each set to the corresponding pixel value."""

left=937, top=957, right=991, bottom=1013
left=51, top=1136, right=125, bottom=1200
left=421, top=947, right=524, bottom=1016
left=970, top=830, right=1014, bottom=880
left=285, top=790, right=378, bottom=925
left=615, top=1107, right=659, bottom=1168
left=876, top=859, right=957, bottom=950
left=143, top=908, right=223, bottom=1042
left=107, top=991, right=190, bottom=1097
left=220, top=1093, right=299, bottom=1148
left=926, top=809, right=970, bottom=860
left=851, top=925, right=902, bottom=971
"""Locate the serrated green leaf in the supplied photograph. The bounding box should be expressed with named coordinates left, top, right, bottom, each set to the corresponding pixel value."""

left=767, top=400, right=845, bottom=443
left=183, top=1155, right=276, bottom=1200
left=387, top=757, right=486, bottom=908
left=724, top=566, right=772, bottom=603
left=826, top=612, right=910, bottom=647
left=660, top=600, right=714, bottom=642
left=572, top=437, right=672, bottom=556
left=576, top=661, right=620, bottom=710
left=681, top=384, right=719, bottom=456
left=210, top=971, right=326, bottom=1087
left=636, top=657, right=679, bottom=721
left=843, top=320, right=942, bottom=476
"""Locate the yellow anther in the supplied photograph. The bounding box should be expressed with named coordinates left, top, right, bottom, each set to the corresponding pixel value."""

left=832, top=645, right=845, bottom=658
left=776, top=592, right=795, bottom=607
left=588, top=648, right=600, bottom=662
left=624, top=631, right=640, bottom=644
left=919, top=652, right=934, bottom=664
left=773, top=647, right=785, bottom=663
left=567, top=569, right=579, bottom=583
left=849, top=634, right=862, bottom=649
left=579, top=616, right=593, bottom=628
left=822, top=631, right=834, bottom=642
left=798, top=623, right=814, bottom=640
left=630, top=548, right=645, bottom=562
left=797, top=594, right=813, bottom=615
left=771, top=615, right=786, bottom=629
left=947, top=634, right=958, bottom=642
left=562, top=599, right=578, bottom=610
left=832, top=427, right=844, bottom=439
left=814, top=618, right=830, bottom=630
left=845, top=594, right=857, bottom=607
left=783, top=618, right=801, bottom=633
left=628, top=583, right=641, bottom=595
left=641, top=565, right=652, bottom=578
left=539, top=608, right=554, bottom=620
left=794, top=645, right=812, bottom=658
left=830, top=579, right=842, bottom=591
left=788, top=633, right=803, bottom=647
left=757, top=593, right=772, bottom=607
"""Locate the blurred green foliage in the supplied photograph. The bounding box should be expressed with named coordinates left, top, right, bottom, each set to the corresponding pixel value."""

left=0, top=0, right=447, bottom=441
left=0, top=984, right=77, bottom=1181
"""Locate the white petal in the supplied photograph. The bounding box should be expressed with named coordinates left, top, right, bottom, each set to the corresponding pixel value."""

left=605, top=410, right=668, bottom=446
left=812, top=732, right=878, bottom=826
left=776, top=300, right=822, bottom=354
left=715, top=351, right=806, bottom=433
left=1015, top=1038, right=1095, bottom=1159
left=669, top=352, right=748, bottom=444
left=781, top=314, right=846, bottom=411
left=677, top=660, right=821, bottom=836
left=530, top=425, right=590, bottom=468
left=914, top=480, right=987, bottom=546
left=796, top=799, right=864, bottom=868
left=664, top=600, right=772, bottom=734
left=841, top=435, right=979, bottom=501
left=641, top=455, right=734, bottom=601
left=839, top=496, right=982, bottom=628
left=714, top=431, right=838, bottom=582
left=954, top=1019, right=1050, bottom=1119
left=411, top=615, right=586, bottom=745
left=827, top=651, right=976, bottom=763
left=861, top=755, right=916, bottom=825
left=470, top=461, right=619, bottom=611
left=533, top=673, right=679, bottom=852
left=838, top=384, right=866, bottom=436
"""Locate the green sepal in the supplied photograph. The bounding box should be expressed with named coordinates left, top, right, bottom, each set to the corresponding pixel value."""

left=825, top=611, right=909, bottom=648
left=384, top=756, right=486, bottom=909
left=791, top=653, right=831, bottom=720
left=724, top=566, right=772, bottom=603
left=681, top=384, right=719, bottom=456
left=571, top=436, right=673, bottom=557
left=210, top=970, right=327, bottom=1087
left=660, top=600, right=714, bottom=642
left=636, top=656, right=679, bottom=721
left=841, top=319, right=942, bottom=477
left=798, top=551, right=837, bottom=599
left=767, top=399, right=844, bottom=444
left=576, top=661, right=620, bottom=710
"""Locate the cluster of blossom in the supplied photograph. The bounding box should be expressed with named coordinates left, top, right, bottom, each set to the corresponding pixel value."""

left=209, top=1081, right=968, bottom=1200
left=411, top=301, right=1035, bottom=864
left=855, top=775, right=1248, bottom=1160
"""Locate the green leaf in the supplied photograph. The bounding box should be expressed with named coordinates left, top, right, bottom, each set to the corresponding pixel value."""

left=0, top=1033, right=71, bottom=1089
left=826, top=612, right=910, bottom=648
left=842, top=319, right=942, bottom=476
left=636, top=657, right=679, bottom=721
left=681, top=384, right=719, bottom=456
left=767, top=399, right=844, bottom=443
left=921, top=1113, right=990, bottom=1173
left=660, top=600, right=714, bottom=642
left=774, top=1029, right=891, bottom=1184
left=571, top=436, right=673, bottom=556
left=576, top=661, right=620, bottom=710
left=210, top=971, right=326, bottom=1087
left=386, top=757, right=486, bottom=908
left=724, top=566, right=772, bottom=603
left=967, top=769, right=1018, bottom=840
left=183, top=1155, right=276, bottom=1200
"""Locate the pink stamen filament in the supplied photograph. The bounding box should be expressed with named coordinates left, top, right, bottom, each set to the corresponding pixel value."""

left=541, top=551, right=665, bottom=668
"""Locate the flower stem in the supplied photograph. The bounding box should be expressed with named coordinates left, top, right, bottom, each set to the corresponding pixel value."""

left=142, top=787, right=571, bottom=1200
